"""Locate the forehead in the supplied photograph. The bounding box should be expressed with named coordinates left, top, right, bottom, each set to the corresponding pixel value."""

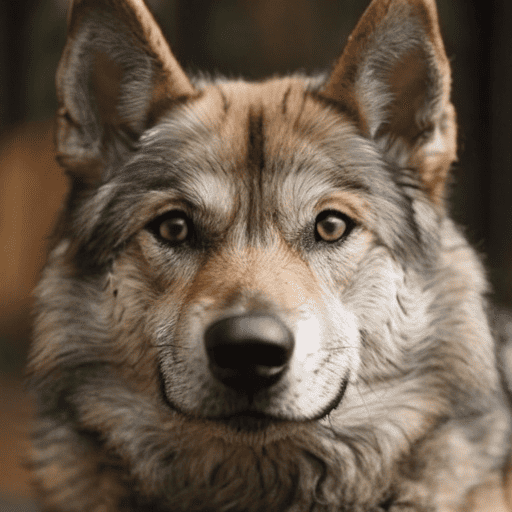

left=131, top=76, right=384, bottom=219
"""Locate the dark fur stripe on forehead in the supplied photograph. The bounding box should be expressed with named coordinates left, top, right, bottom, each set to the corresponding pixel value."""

left=247, top=107, right=265, bottom=173
left=245, top=107, right=266, bottom=242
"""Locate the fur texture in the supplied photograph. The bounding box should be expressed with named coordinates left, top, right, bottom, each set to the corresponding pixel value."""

left=27, top=0, right=511, bottom=511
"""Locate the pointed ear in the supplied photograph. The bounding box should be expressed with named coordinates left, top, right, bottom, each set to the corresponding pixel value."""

left=321, top=0, right=456, bottom=204
left=55, top=0, right=196, bottom=180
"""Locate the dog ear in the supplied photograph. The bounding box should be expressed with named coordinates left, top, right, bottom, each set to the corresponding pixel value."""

left=55, top=0, right=196, bottom=181
left=322, top=0, right=456, bottom=204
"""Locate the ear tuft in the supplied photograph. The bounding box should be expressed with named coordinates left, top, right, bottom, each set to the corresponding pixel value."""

left=322, top=0, right=456, bottom=204
left=55, top=0, right=196, bottom=179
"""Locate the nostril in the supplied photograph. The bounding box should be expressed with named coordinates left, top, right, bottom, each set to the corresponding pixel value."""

left=204, top=314, right=294, bottom=390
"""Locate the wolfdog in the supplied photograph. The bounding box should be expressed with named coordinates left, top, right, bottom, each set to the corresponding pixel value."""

left=27, top=0, right=511, bottom=510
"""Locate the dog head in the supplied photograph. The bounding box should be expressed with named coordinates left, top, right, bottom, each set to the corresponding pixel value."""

left=28, top=1, right=508, bottom=509
left=38, top=0, right=467, bottom=430
left=31, top=0, right=497, bottom=437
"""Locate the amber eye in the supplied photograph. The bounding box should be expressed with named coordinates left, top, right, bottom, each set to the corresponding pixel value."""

left=315, top=210, right=353, bottom=243
left=148, top=211, right=191, bottom=245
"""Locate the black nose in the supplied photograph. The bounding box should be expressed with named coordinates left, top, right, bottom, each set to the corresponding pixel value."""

left=204, top=314, right=294, bottom=390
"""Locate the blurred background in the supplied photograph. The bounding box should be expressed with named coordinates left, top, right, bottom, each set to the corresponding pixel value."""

left=0, top=0, right=511, bottom=508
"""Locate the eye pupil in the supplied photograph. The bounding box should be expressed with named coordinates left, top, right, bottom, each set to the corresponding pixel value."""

left=147, top=211, right=192, bottom=245
left=315, top=211, right=350, bottom=242
left=320, top=218, right=342, bottom=236
left=160, top=217, right=188, bottom=242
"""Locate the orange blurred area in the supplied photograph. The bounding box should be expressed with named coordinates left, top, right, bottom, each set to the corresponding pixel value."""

left=0, top=120, right=67, bottom=350
left=0, top=120, right=66, bottom=506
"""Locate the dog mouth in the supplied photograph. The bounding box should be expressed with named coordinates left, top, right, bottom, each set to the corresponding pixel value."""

left=213, top=375, right=350, bottom=431
left=158, top=366, right=350, bottom=430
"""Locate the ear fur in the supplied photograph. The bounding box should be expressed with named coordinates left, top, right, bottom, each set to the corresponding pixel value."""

left=322, top=0, right=456, bottom=204
left=55, top=0, right=196, bottom=181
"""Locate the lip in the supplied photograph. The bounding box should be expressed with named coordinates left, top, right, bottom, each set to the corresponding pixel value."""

left=208, top=376, right=349, bottom=429
left=159, top=375, right=288, bottom=430
left=312, top=372, right=350, bottom=419
left=159, top=364, right=350, bottom=426
left=159, top=374, right=289, bottom=429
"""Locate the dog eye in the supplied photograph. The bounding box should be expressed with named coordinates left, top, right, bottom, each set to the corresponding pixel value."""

left=315, top=211, right=353, bottom=243
left=147, top=211, right=192, bottom=245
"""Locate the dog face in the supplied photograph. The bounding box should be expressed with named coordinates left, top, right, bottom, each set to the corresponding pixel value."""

left=28, top=1, right=510, bottom=511
left=49, top=0, right=459, bottom=425
left=101, top=79, right=443, bottom=428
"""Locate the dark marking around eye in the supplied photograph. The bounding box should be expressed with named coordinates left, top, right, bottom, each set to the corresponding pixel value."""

left=247, top=108, right=265, bottom=173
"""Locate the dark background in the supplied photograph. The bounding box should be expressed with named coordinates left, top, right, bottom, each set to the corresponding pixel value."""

left=0, top=0, right=510, bottom=506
